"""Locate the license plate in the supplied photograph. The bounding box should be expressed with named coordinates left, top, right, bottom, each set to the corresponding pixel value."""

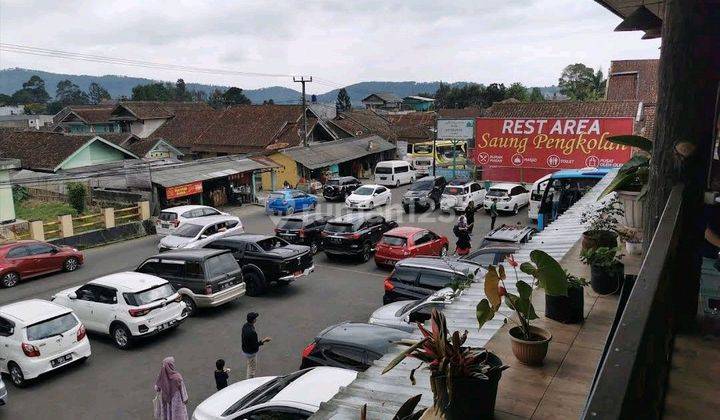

left=51, top=354, right=72, bottom=368
left=161, top=223, right=169, bottom=228
left=156, top=320, right=175, bottom=331
left=380, top=177, right=387, bottom=180
left=220, top=281, right=234, bottom=290
left=331, top=238, right=342, bottom=243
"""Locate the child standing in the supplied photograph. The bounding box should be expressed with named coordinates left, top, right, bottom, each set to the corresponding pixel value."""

left=214, top=359, right=230, bottom=390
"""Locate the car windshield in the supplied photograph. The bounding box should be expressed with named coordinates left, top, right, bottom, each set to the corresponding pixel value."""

left=443, top=186, right=466, bottom=195
left=354, top=187, right=374, bottom=196
left=487, top=189, right=509, bottom=197
left=414, top=144, right=433, bottom=154
left=375, top=167, right=392, bottom=174
left=124, top=283, right=176, bottom=306
left=173, top=223, right=203, bottom=238
left=269, top=193, right=286, bottom=201
left=396, top=299, right=423, bottom=316
left=256, top=237, right=289, bottom=251
left=382, top=235, right=407, bottom=246
left=205, top=253, right=240, bottom=278
left=222, top=370, right=310, bottom=416
left=325, top=179, right=340, bottom=186
left=26, top=312, right=78, bottom=341
left=410, top=180, right=433, bottom=191
left=325, top=222, right=356, bottom=233
left=277, top=218, right=304, bottom=230
left=158, top=212, right=177, bottom=221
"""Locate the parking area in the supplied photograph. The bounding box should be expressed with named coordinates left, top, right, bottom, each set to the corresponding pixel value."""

left=0, top=182, right=528, bottom=419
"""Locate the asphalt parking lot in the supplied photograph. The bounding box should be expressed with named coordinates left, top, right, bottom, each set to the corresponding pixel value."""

left=0, top=182, right=528, bottom=419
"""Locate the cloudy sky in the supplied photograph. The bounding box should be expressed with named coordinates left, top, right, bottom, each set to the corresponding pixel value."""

left=0, top=0, right=660, bottom=93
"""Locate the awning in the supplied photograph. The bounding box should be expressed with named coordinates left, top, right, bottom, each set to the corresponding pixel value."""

left=280, top=135, right=395, bottom=170
left=151, top=155, right=278, bottom=188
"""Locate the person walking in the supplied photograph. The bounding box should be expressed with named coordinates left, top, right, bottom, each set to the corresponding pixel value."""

left=241, top=312, right=271, bottom=379
left=453, top=214, right=471, bottom=256
left=154, top=357, right=188, bottom=420
left=465, top=202, right=475, bottom=234
left=490, top=198, right=499, bottom=230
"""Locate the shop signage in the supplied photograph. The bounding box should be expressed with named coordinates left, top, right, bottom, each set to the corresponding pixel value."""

left=166, top=181, right=203, bottom=199
left=437, top=119, right=475, bottom=140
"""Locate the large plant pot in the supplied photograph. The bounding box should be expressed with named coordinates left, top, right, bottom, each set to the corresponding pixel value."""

left=617, top=190, right=644, bottom=230
left=625, top=240, right=642, bottom=256
left=581, top=230, right=618, bottom=252
left=429, top=352, right=504, bottom=420
left=509, top=326, right=552, bottom=366
left=545, top=285, right=584, bottom=324
left=590, top=263, right=624, bottom=295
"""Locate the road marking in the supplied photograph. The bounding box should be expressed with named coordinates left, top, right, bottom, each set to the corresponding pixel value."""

left=314, top=263, right=387, bottom=277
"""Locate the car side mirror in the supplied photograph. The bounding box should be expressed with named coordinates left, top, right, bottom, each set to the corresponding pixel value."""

left=200, top=234, right=208, bottom=239
left=402, top=315, right=410, bottom=323
left=68, top=292, right=77, bottom=300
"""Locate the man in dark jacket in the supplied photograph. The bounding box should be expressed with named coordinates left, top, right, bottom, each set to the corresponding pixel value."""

left=241, top=312, right=271, bottom=378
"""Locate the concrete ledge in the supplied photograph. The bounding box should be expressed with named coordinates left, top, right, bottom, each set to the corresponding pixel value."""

left=50, top=221, right=151, bottom=250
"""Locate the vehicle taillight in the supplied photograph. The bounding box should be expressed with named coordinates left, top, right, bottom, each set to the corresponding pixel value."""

left=174, top=295, right=183, bottom=303
left=129, top=308, right=152, bottom=317
left=22, top=342, right=40, bottom=357
left=274, top=227, right=280, bottom=233
left=205, top=284, right=214, bottom=295
left=301, top=342, right=316, bottom=359
left=298, top=229, right=305, bottom=238
left=346, top=232, right=361, bottom=240
left=172, top=219, right=180, bottom=227
left=76, top=324, right=86, bottom=341
left=384, top=277, right=395, bottom=292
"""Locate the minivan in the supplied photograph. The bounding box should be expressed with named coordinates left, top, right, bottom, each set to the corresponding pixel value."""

left=383, top=257, right=483, bottom=304
left=374, top=160, right=416, bottom=187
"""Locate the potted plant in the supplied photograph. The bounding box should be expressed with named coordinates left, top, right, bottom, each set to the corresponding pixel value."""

left=519, top=250, right=588, bottom=324
left=476, top=258, right=552, bottom=365
left=617, top=226, right=643, bottom=255
left=382, top=309, right=508, bottom=420
left=580, top=197, right=624, bottom=251
left=580, top=246, right=624, bottom=295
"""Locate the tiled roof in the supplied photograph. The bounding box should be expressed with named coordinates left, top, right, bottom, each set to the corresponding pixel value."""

left=150, top=109, right=224, bottom=149
left=607, top=59, right=659, bottom=104
left=330, top=109, right=398, bottom=141
left=54, top=104, right=116, bottom=124
left=484, top=100, right=641, bottom=118
left=125, top=138, right=182, bottom=157
left=387, top=113, right=436, bottom=143
left=93, top=132, right=138, bottom=147
left=280, top=135, right=395, bottom=170
left=111, top=101, right=211, bottom=121
left=437, top=107, right=485, bottom=119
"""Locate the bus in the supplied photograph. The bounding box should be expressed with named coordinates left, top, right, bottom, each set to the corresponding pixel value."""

left=406, top=140, right=468, bottom=174
left=534, top=167, right=612, bottom=227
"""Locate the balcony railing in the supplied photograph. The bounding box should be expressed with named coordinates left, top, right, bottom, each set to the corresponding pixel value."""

left=582, top=184, right=684, bottom=419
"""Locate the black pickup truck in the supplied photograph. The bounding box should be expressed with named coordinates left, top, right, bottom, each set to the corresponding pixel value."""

left=204, top=234, right=314, bottom=296
left=322, top=212, right=398, bottom=262
left=322, top=176, right=362, bottom=201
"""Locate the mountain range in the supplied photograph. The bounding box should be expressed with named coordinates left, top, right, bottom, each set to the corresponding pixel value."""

left=0, top=68, right=559, bottom=106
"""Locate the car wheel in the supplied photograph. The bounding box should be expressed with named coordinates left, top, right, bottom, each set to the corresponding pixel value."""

left=1, top=272, right=19, bottom=288
left=513, top=204, right=519, bottom=215
left=360, top=243, right=372, bottom=262
left=111, top=324, right=132, bottom=350
left=64, top=257, right=80, bottom=272
left=244, top=271, right=267, bottom=297
left=440, top=245, right=448, bottom=257
left=395, top=180, right=400, bottom=188
left=181, top=296, right=197, bottom=316
left=8, top=362, right=26, bottom=388
left=286, top=207, right=294, bottom=215
left=403, top=205, right=410, bottom=214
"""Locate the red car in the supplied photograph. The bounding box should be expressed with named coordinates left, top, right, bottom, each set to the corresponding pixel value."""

left=374, top=227, right=449, bottom=268
left=0, top=240, right=84, bottom=288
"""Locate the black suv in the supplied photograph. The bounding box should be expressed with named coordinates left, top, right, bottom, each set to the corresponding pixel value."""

left=383, top=257, right=483, bottom=304
left=274, top=213, right=333, bottom=254
left=322, top=176, right=362, bottom=201
left=136, top=249, right=245, bottom=315
left=300, top=322, right=411, bottom=371
left=322, top=212, right=398, bottom=262
left=204, top=234, right=314, bottom=296
left=401, top=176, right=447, bottom=213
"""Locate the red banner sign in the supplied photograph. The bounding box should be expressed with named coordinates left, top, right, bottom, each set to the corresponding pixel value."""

left=166, top=181, right=203, bottom=199
left=472, top=117, right=634, bottom=182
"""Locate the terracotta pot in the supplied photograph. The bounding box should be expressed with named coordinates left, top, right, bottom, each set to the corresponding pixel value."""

left=509, top=325, right=552, bottom=366
left=581, top=230, right=618, bottom=252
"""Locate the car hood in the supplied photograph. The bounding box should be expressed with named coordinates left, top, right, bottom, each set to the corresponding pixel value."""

left=404, top=190, right=430, bottom=198
left=193, top=376, right=277, bottom=420
left=159, top=235, right=192, bottom=249
left=347, top=194, right=372, bottom=201
left=266, top=245, right=310, bottom=259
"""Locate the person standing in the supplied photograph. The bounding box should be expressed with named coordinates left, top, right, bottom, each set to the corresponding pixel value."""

left=154, top=357, right=189, bottom=420
left=465, top=202, right=475, bottom=234
left=214, top=359, right=230, bottom=391
left=453, top=214, right=471, bottom=256
left=241, top=312, right=271, bottom=379
left=551, top=181, right=562, bottom=221
left=490, top=198, right=499, bottom=230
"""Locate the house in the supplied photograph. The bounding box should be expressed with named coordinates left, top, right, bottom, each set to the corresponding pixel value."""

left=606, top=59, right=659, bottom=140
left=361, top=93, right=403, bottom=111
left=109, top=101, right=211, bottom=138
left=52, top=104, right=120, bottom=134
left=403, top=96, right=435, bottom=111
left=0, top=105, right=25, bottom=116
left=99, top=133, right=184, bottom=161
left=0, top=114, right=53, bottom=130
left=387, top=112, right=436, bottom=158
left=329, top=109, right=398, bottom=142
left=437, top=107, right=485, bottom=119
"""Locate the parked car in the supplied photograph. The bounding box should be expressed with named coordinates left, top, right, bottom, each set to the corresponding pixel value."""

left=156, top=205, right=226, bottom=236
left=322, top=176, right=362, bottom=201
left=462, top=245, right=520, bottom=268
left=203, top=234, right=314, bottom=296
left=0, top=377, right=6, bottom=405
left=483, top=183, right=530, bottom=215
left=382, top=257, right=483, bottom=304
left=274, top=213, right=333, bottom=254
left=136, top=249, right=245, bottom=316
left=439, top=179, right=486, bottom=213
left=322, top=213, right=398, bottom=262
left=375, top=160, right=416, bottom=187
left=265, top=189, right=318, bottom=215
left=0, top=299, right=91, bottom=387
left=158, top=215, right=243, bottom=252
left=401, top=176, right=447, bottom=213
left=51, top=272, right=187, bottom=349
left=479, top=224, right=536, bottom=248
left=374, top=227, right=449, bottom=268
left=300, top=322, right=411, bottom=371
left=0, top=240, right=84, bottom=288
left=345, top=184, right=392, bottom=210
left=369, top=288, right=455, bottom=333
left=192, top=367, right=357, bottom=420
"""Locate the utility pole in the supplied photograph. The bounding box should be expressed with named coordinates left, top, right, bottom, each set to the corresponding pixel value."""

left=293, top=76, right=312, bottom=147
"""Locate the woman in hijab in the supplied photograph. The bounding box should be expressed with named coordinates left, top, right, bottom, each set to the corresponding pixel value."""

left=453, top=214, right=471, bottom=256
left=154, top=356, right=189, bottom=420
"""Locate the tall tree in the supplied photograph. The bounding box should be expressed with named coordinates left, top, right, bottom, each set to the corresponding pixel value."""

left=506, top=82, right=529, bottom=101
left=336, top=88, right=352, bottom=111
left=558, top=63, right=606, bottom=100
left=529, top=87, right=545, bottom=102
left=0, top=93, right=11, bottom=105
left=434, top=82, right=451, bottom=108
left=483, top=83, right=507, bottom=106
left=56, top=80, right=90, bottom=105
left=208, top=88, right=225, bottom=109
left=222, top=87, right=251, bottom=106
left=131, top=83, right=174, bottom=101
left=174, top=78, right=193, bottom=101
left=11, top=75, right=50, bottom=104
left=88, top=82, right=111, bottom=104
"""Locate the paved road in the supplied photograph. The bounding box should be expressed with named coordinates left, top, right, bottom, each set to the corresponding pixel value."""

left=1, top=183, right=527, bottom=419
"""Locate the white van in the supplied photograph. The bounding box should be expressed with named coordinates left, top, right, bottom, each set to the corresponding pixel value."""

left=375, top=160, right=416, bottom=187
left=528, top=174, right=552, bottom=221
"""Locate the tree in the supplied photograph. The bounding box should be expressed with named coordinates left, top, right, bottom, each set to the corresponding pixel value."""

left=483, top=83, right=507, bottom=106
left=222, top=87, right=251, bottom=106
left=0, top=93, right=11, bottom=105
left=22, top=75, right=50, bottom=103
left=56, top=80, right=90, bottom=106
left=88, top=82, right=111, bottom=104
left=174, top=78, right=193, bottom=101
left=263, top=99, right=275, bottom=105
left=529, top=87, right=545, bottom=102
left=208, top=88, right=225, bottom=109
left=336, top=88, right=351, bottom=111
left=506, top=82, right=529, bottom=101
left=558, top=63, right=606, bottom=100
left=434, top=82, right=451, bottom=108
left=131, top=83, right=174, bottom=101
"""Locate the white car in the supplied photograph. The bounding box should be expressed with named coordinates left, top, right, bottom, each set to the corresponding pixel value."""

left=0, top=299, right=91, bottom=387
left=159, top=215, right=243, bottom=252
left=369, top=288, right=455, bottom=333
left=52, top=272, right=187, bottom=349
left=375, top=160, right=416, bottom=187
left=0, top=377, right=5, bottom=405
left=440, top=180, right=486, bottom=213
left=483, top=183, right=531, bottom=215
left=192, top=366, right=357, bottom=420
left=156, top=205, right=227, bottom=236
left=345, top=185, right=392, bottom=210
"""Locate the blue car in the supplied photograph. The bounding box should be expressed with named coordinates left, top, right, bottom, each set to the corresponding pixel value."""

left=266, top=189, right=318, bottom=215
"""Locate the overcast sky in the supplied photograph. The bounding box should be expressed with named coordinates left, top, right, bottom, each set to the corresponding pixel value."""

left=0, top=0, right=660, bottom=93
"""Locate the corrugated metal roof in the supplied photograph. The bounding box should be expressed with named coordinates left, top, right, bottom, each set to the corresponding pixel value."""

left=150, top=155, right=278, bottom=187
left=281, top=135, right=395, bottom=170
left=311, top=170, right=617, bottom=419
